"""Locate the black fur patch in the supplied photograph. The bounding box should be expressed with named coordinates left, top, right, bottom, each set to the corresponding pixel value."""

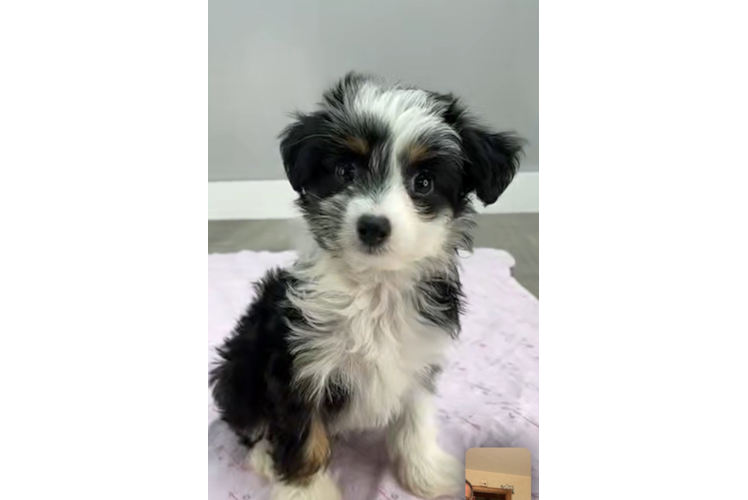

left=209, top=269, right=349, bottom=482
left=420, top=364, right=443, bottom=393
left=321, top=378, right=350, bottom=417
left=416, top=273, right=464, bottom=338
left=401, top=153, right=470, bottom=219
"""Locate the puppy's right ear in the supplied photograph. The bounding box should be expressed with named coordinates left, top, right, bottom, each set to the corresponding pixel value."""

left=435, top=93, right=525, bottom=205
left=279, top=112, right=329, bottom=193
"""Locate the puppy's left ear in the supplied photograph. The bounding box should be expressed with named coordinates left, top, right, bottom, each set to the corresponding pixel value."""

left=438, top=94, right=525, bottom=205
left=460, top=125, right=524, bottom=205
left=279, top=111, right=329, bottom=193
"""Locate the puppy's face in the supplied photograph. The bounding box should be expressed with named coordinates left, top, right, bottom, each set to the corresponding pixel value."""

left=280, top=73, right=523, bottom=271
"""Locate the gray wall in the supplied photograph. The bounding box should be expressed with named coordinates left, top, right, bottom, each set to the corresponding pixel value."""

left=209, top=0, right=538, bottom=182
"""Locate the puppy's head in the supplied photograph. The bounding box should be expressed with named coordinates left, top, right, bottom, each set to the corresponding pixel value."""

left=280, top=73, right=523, bottom=271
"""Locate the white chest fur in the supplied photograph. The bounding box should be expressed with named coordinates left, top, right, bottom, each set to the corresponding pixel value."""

left=286, top=262, right=451, bottom=433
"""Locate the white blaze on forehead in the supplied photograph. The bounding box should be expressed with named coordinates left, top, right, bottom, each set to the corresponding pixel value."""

left=352, top=82, right=458, bottom=157
left=346, top=172, right=413, bottom=222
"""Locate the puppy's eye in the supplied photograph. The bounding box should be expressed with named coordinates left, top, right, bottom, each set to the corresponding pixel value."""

left=411, top=171, right=434, bottom=195
left=336, top=163, right=357, bottom=183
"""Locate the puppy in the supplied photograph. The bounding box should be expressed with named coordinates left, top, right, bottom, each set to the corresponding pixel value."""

left=209, top=72, right=523, bottom=500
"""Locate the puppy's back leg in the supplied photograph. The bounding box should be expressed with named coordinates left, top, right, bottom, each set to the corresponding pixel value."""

left=246, top=416, right=341, bottom=500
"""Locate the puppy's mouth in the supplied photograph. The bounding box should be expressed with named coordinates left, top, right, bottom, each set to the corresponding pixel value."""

left=357, top=242, right=389, bottom=256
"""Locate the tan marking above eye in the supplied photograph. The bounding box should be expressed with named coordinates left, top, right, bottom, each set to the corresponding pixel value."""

left=343, top=136, right=369, bottom=155
left=407, top=143, right=432, bottom=165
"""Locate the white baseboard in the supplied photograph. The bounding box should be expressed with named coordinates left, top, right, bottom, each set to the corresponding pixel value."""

left=209, top=171, right=538, bottom=220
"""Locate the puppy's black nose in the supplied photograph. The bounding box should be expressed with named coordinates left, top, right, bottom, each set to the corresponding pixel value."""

left=357, top=215, right=391, bottom=247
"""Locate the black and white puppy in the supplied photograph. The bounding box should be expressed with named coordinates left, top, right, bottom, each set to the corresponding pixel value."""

left=210, top=73, right=523, bottom=500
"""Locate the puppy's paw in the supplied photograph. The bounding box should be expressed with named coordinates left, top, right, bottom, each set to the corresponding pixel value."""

left=271, top=472, right=342, bottom=500
left=394, top=447, right=463, bottom=499
left=246, top=439, right=275, bottom=479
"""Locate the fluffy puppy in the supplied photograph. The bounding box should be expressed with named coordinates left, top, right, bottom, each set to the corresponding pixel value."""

left=210, top=72, right=523, bottom=500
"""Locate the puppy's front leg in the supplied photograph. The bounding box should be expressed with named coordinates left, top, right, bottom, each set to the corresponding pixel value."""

left=386, top=390, right=462, bottom=499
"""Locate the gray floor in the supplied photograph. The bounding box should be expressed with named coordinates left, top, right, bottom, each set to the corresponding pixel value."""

left=209, top=214, right=538, bottom=297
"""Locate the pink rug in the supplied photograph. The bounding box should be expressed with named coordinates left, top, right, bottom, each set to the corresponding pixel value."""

left=208, top=249, right=539, bottom=499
